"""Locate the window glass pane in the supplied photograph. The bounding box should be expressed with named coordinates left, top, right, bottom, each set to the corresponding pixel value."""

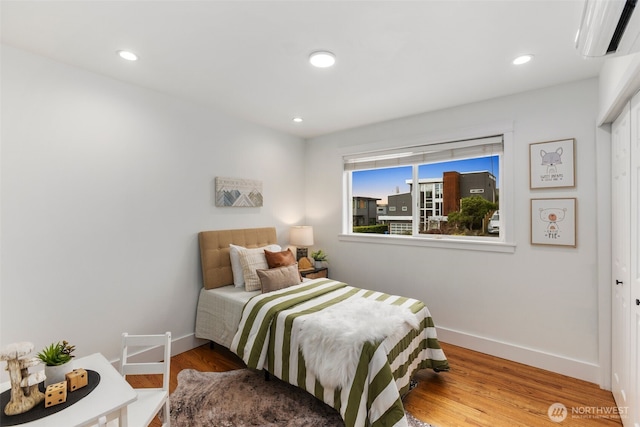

left=352, top=166, right=412, bottom=234
left=417, top=155, right=499, bottom=237
left=350, top=156, right=499, bottom=237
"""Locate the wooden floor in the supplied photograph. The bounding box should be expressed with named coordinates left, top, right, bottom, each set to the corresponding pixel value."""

left=131, top=341, right=622, bottom=427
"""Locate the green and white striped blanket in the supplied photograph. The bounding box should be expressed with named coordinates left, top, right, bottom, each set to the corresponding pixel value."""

left=231, top=279, right=449, bottom=427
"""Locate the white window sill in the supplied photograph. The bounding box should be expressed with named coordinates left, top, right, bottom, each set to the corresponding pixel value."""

left=338, top=233, right=516, bottom=253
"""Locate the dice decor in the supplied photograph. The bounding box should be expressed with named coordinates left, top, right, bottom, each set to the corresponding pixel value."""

left=66, top=368, right=88, bottom=391
left=44, top=382, right=67, bottom=408
left=43, top=368, right=89, bottom=408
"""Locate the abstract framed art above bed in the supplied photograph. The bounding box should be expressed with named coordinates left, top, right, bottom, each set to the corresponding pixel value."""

left=194, top=227, right=449, bottom=427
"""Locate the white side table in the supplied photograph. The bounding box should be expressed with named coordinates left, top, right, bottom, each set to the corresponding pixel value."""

left=1, top=352, right=137, bottom=427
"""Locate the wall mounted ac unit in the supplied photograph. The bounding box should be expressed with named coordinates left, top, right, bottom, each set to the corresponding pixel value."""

left=576, top=0, right=640, bottom=57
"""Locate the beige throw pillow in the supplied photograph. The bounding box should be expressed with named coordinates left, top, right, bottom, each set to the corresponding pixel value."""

left=257, top=264, right=301, bottom=293
left=238, top=247, right=271, bottom=291
left=230, top=244, right=281, bottom=287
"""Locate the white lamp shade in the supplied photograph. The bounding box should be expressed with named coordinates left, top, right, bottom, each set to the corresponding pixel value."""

left=290, top=226, right=314, bottom=246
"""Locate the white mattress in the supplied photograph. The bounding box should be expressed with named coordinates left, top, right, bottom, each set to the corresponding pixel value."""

left=195, top=285, right=259, bottom=348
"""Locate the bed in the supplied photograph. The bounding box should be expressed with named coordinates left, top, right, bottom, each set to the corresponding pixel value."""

left=194, top=227, right=448, bottom=427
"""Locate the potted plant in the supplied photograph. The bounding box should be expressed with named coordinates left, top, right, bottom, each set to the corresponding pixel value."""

left=37, top=340, right=75, bottom=386
left=310, top=249, right=328, bottom=269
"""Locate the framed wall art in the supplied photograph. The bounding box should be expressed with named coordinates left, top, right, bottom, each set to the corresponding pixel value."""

left=530, top=198, right=576, bottom=247
left=529, top=138, right=575, bottom=189
left=215, top=176, right=263, bottom=207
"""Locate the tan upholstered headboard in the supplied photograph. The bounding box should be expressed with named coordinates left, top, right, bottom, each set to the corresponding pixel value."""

left=198, top=227, right=278, bottom=290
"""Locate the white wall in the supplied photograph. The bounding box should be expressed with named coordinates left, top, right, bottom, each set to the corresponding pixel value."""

left=304, top=78, right=609, bottom=384
left=0, top=46, right=306, bottom=370
left=0, top=45, right=612, bottom=386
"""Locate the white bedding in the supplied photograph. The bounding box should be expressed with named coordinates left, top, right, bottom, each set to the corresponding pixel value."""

left=195, top=278, right=313, bottom=348
left=195, top=285, right=259, bottom=348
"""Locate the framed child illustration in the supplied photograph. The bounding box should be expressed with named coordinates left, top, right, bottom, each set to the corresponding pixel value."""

left=529, top=138, right=575, bottom=189
left=530, top=198, right=577, bottom=247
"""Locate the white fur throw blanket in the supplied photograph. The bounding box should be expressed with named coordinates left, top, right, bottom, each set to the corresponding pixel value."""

left=298, top=298, right=420, bottom=390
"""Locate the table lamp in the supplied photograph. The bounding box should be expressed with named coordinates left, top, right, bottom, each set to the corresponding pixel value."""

left=289, top=225, right=314, bottom=261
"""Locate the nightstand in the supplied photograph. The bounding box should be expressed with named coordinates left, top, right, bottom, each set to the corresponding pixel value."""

left=300, top=267, right=328, bottom=279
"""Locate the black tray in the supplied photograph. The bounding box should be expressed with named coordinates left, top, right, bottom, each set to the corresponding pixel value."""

left=0, top=369, right=100, bottom=426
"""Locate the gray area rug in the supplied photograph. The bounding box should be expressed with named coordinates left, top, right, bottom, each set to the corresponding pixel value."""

left=170, top=368, right=434, bottom=427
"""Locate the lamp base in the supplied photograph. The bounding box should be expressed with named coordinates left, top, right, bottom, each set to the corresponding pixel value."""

left=296, top=247, right=308, bottom=260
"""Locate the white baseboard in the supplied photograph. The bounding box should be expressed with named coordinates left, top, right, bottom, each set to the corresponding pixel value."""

left=113, top=329, right=604, bottom=389
left=436, top=327, right=603, bottom=387
left=171, top=333, right=209, bottom=356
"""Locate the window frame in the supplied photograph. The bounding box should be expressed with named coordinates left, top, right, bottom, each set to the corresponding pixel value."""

left=341, top=123, right=515, bottom=253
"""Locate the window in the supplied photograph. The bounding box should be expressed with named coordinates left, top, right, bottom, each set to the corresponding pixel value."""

left=345, top=135, right=503, bottom=241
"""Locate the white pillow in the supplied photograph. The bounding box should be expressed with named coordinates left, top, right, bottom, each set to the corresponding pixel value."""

left=229, top=244, right=246, bottom=287
left=230, top=243, right=280, bottom=287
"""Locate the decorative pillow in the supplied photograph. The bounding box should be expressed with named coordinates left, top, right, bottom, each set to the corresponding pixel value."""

left=264, top=248, right=296, bottom=268
left=238, top=246, right=278, bottom=291
left=257, top=264, right=301, bottom=293
left=230, top=244, right=280, bottom=287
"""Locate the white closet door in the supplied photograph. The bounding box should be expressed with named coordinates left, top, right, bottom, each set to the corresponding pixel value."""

left=630, top=92, right=640, bottom=427
left=612, top=100, right=631, bottom=425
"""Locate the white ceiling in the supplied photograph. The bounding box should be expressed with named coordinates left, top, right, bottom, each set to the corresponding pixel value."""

left=1, top=0, right=606, bottom=139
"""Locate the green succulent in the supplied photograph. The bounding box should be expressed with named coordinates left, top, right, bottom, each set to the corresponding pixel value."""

left=37, top=340, right=76, bottom=366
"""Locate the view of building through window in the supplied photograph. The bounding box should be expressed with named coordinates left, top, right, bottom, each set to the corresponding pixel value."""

left=351, top=156, right=500, bottom=237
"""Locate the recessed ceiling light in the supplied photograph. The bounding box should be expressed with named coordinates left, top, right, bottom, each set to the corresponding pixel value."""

left=309, top=51, right=336, bottom=68
left=117, top=50, right=138, bottom=61
left=292, top=117, right=303, bottom=123
left=513, top=54, right=533, bottom=65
